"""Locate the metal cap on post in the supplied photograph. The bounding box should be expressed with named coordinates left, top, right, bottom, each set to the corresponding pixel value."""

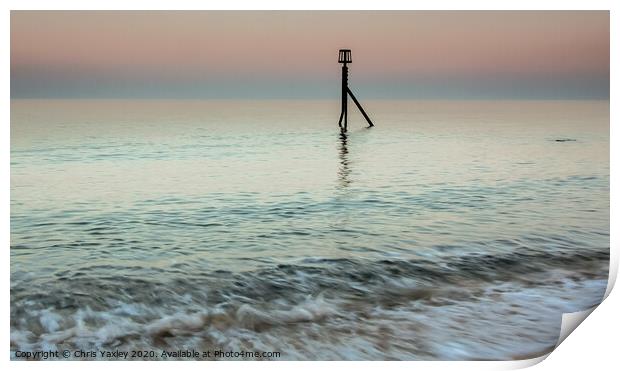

left=338, top=49, right=352, bottom=64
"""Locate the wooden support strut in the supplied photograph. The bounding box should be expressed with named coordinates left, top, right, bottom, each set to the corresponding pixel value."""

left=347, top=88, right=374, bottom=127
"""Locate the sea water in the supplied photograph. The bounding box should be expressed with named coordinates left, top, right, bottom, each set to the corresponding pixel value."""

left=10, top=99, right=609, bottom=360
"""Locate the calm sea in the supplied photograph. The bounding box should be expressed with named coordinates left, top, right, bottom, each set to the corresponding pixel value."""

left=10, top=99, right=609, bottom=360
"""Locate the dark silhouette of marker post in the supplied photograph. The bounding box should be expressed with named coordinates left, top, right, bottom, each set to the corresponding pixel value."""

left=338, top=49, right=374, bottom=132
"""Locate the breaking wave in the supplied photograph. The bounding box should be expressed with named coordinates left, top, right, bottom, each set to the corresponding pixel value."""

left=11, top=248, right=608, bottom=360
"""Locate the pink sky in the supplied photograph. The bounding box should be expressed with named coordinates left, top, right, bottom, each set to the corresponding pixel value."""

left=11, top=11, right=610, bottom=98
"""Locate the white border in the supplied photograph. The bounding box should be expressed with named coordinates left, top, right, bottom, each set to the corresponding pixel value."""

left=2, top=2, right=617, bottom=371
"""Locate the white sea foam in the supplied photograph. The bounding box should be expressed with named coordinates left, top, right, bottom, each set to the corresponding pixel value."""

left=10, top=275, right=608, bottom=360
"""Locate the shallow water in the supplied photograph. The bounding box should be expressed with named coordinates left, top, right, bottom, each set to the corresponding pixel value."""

left=11, top=99, right=609, bottom=360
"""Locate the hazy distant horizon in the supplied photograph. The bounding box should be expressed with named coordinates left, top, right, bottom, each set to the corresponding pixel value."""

left=8, top=97, right=612, bottom=101
left=11, top=11, right=609, bottom=100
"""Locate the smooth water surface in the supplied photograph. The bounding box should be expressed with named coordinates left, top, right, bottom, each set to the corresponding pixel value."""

left=11, top=99, right=609, bottom=360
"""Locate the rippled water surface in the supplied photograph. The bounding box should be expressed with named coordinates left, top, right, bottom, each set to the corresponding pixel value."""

left=11, top=99, right=609, bottom=360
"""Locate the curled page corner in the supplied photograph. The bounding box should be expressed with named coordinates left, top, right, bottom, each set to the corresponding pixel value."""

left=508, top=354, right=550, bottom=369
left=604, top=246, right=618, bottom=299
left=534, top=257, right=617, bottom=364
left=556, top=306, right=598, bottom=348
left=507, top=307, right=599, bottom=369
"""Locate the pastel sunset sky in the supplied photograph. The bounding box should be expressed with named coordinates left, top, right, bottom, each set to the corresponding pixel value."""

left=11, top=11, right=609, bottom=99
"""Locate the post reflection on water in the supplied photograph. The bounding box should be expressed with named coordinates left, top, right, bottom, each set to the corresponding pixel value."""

left=337, top=132, right=352, bottom=190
